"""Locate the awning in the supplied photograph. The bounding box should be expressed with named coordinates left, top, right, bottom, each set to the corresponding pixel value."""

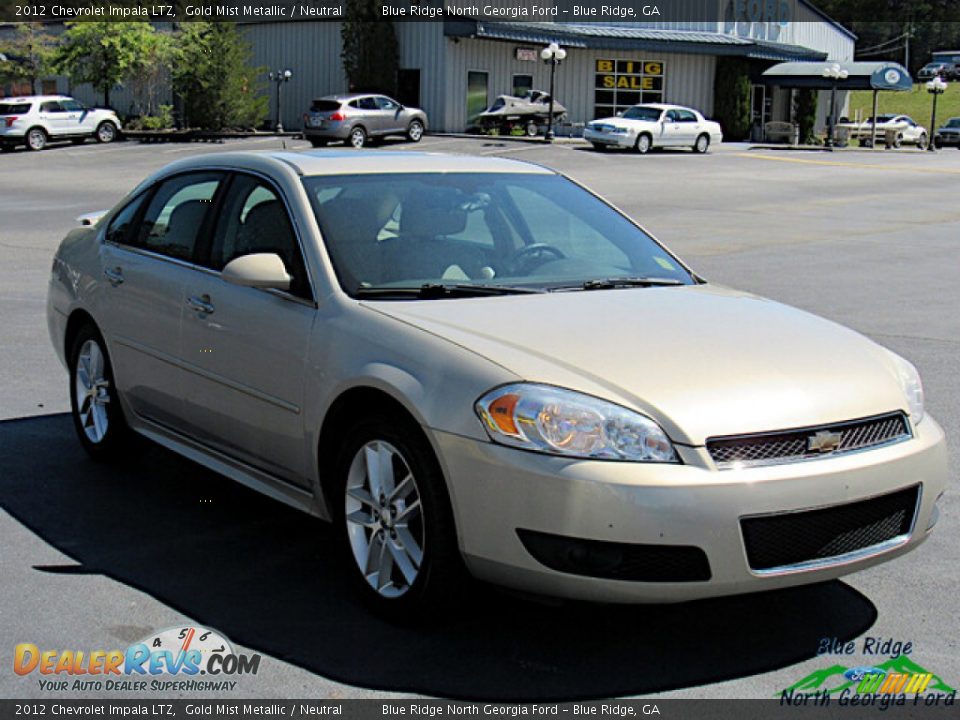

left=760, top=61, right=913, bottom=91
left=444, top=21, right=826, bottom=62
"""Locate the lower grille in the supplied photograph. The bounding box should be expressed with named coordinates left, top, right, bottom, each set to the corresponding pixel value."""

left=517, top=529, right=711, bottom=582
left=741, top=485, right=920, bottom=572
left=707, top=412, right=911, bottom=469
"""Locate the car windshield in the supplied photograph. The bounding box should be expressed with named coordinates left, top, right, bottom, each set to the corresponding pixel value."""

left=944, top=118, right=960, bottom=128
left=620, top=106, right=663, bottom=121
left=303, top=172, right=694, bottom=297
left=867, top=115, right=897, bottom=123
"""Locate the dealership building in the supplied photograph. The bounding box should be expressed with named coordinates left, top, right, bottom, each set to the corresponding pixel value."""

left=4, top=0, right=858, bottom=136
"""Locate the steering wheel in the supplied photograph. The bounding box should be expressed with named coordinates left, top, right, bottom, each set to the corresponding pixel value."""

left=511, top=243, right=566, bottom=274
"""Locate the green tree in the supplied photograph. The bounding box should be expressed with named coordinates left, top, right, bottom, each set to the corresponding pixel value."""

left=172, top=22, right=267, bottom=131
left=713, top=57, right=752, bottom=141
left=796, top=88, right=819, bottom=144
left=52, top=22, right=157, bottom=108
left=127, top=30, right=174, bottom=118
left=0, top=23, right=55, bottom=94
left=341, top=0, right=399, bottom=96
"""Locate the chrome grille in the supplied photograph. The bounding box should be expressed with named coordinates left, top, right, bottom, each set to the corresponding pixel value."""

left=707, top=413, right=911, bottom=469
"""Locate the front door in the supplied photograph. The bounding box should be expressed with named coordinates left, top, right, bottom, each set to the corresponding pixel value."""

left=376, top=96, right=404, bottom=134
left=179, top=173, right=315, bottom=486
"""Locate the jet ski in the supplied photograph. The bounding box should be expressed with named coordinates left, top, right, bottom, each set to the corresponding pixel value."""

left=476, top=90, right=567, bottom=136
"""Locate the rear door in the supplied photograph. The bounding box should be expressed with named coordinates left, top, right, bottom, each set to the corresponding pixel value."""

left=98, top=172, right=225, bottom=429
left=179, top=172, right=316, bottom=485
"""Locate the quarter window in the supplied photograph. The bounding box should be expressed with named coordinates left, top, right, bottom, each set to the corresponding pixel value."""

left=208, top=175, right=311, bottom=300
left=137, top=173, right=223, bottom=262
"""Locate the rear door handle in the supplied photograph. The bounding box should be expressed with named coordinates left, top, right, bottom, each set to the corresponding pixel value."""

left=187, top=294, right=215, bottom=316
left=103, top=267, right=124, bottom=286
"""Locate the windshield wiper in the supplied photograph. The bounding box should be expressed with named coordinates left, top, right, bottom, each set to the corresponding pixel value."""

left=549, top=277, right=686, bottom=292
left=355, top=283, right=546, bottom=299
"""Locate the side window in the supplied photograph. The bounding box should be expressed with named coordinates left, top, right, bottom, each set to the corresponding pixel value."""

left=209, top=174, right=311, bottom=300
left=376, top=97, right=399, bottom=111
left=677, top=110, right=697, bottom=123
left=105, top=193, right=149, bottom=246
left=61, top=100, right=84, bottom=112
left=136, top=173, right=223, bottom=261
left=665, top=110, right=679, bottom=122
left=40, top=101, right=64, bottom=113
left=357, top=97, right=379, bottom=110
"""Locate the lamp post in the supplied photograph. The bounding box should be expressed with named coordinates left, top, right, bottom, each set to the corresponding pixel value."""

left=540, top=42, right=566, bottom=141
left=926, top=76, right=946, bottom=152
left=268, top=68, right=293, bottom=133
left=821, top=63, right=848, bottom=149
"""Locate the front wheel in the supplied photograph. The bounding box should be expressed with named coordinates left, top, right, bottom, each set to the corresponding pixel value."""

left=95, top=122, right=117, bottom=144
left=406, top=119, right=424, bottom=143
left=915, top=134, right=928, bottom=150
left=69, top=325, right=132, bottom=461
left=347, top=126, right=367, bottom=149
left=26, top=127, right=47, bottom=151
left=334, top=412, right=464, bottom=617
left=634, top=133, right=652, bottom=154
left=693, top=133, right=710, bottom=154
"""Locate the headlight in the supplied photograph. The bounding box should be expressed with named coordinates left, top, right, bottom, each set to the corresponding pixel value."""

left=475, top=383, right=677, bottom=462
left=889, top=352, right=924, bottom=424
left=610, top=126, right=628, bottom=134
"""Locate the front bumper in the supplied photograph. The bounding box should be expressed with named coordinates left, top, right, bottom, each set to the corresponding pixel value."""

left=434, top=416, right=948, bottom=603
left=584, top=127, right=634, bottom=148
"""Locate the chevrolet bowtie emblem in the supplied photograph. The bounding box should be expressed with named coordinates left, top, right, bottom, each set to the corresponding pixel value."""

left=808, top=430, right=843, bottom=453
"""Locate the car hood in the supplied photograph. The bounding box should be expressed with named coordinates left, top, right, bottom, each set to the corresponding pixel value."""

left=592, top=116, right=658, bottom=128
left=363, top=284, right=909, bottom=445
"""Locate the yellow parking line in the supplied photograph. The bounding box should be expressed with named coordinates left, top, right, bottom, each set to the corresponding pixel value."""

left=735, top=152, right=960, bottom=174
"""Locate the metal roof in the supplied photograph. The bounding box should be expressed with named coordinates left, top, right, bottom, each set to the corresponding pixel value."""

left=444, top=21, right=826, bottom=61
left=761, top=61, right=914, bottom=91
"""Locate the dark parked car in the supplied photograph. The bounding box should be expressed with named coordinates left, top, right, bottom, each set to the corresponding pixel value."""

left=934, top=117, right=960, bottom=148
left=917, top=62, right=956, bottom=81
left=302, top=93, right=428, bottom=149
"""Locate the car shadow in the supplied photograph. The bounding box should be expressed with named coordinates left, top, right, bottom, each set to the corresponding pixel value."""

left=0, top=414, right=878, bottom=701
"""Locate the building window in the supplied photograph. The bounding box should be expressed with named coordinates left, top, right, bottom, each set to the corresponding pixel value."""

left=512, top=74, right=533, bottom=97
left=594, top=59, right=665, bottom=119
left=466, top=71, right=489, bottom=127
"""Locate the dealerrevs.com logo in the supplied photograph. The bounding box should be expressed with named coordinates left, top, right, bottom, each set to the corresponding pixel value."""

left=13, top=626, right=261, bottom=693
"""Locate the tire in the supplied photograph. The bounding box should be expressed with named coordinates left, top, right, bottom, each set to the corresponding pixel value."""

left=524, top=121, right=538, bottom=138
left=95, top=122, right=117, bottom=144
left=916, top=134, right=928, bottom=150
left=693, top=133, right=710, bottom=154
left=332, top=411, right=464, bottom=618
left=406, top=119, right=424, bottom=143
left=308, top=138, right=328, bottom=148
left=893, top=134, right=903, bottom=149
left=634, top=133, right=652, bottom=154
left=347, top=126, right=367, bottom=149
left=68, top=324, right=132, bottom=461
left=25, top=127, right=47, bottom=151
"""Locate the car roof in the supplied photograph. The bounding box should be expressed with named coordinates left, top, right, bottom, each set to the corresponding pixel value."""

left=160, top=150, right=556, bottom=178
left=0, top=95, right=73, bottom=103
left=316, top=93, right=390, bottom=102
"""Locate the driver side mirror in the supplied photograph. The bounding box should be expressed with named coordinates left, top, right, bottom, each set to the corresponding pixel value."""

left=222, top=253, right=291, bottom=291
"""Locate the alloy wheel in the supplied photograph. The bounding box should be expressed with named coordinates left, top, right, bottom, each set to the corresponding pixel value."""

left=636, top=134, right=651, bottom=154
left=349, top=127, right=366, bottom=148
left=345, top=440, right=425, bottom=598
left=97, top=123, right=116, bottom=143
left=74, top=339, right=111, bottom=443
left=27, top=129, right=46, bottom=151
left=407, top=121, right=424, bottom=142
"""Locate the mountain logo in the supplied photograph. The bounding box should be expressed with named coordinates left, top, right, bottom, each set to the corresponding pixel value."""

left=780, top=656, right=956, bottom=697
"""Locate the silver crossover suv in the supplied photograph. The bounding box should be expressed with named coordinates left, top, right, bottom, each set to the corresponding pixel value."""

left=302, top=94, right=427, bottom=149
left=47, top=150, right=948, bottom=615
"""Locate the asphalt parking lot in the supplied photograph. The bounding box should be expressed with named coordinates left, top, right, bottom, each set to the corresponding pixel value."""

left=1, top=135, right=958, bottom=700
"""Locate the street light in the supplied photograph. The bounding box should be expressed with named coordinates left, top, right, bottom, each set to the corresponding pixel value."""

left=540, top=42, right=566, bottom=141
left=268, top=68, right=293, bottom=133
left=821, top=63, right=849, bottom=149
left=926, top=76, right=947, bottom=152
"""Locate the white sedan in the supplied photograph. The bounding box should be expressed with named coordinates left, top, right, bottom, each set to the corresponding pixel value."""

left=837, top=114, right=929, bottom=149
left=0, top=95, right=122, bottom=151
left=584, top=103, right=723, bottom=154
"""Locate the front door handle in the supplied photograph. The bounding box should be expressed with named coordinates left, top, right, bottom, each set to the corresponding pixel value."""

left=103, top=266, right=124, bottom=286
left=187, top=294, right=215, bottom=315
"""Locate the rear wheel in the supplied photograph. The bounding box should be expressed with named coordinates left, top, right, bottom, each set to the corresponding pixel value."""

left=95, top=122, right=117, bottom=144
left=26, top=127, right=47, bottom=151
left=333, top=411, right=464, bottom=617
left=634, top=133, right=652, bottom=154
left=406, top=119, right=424, bottom=143
left=347, top=126, right=367, bottom=149
left=68, top=325, right=132, bottom=461
left=693, top=133, right=710, bottom=154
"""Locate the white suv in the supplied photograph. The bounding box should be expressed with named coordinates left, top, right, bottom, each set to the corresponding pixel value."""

left=0, top=95, right=122, bottom=151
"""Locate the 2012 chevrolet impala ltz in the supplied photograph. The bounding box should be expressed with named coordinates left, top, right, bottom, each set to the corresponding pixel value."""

left=47, top=150, right=948, bottom=614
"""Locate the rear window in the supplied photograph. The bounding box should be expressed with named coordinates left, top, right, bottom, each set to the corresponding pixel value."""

left=0, top=103, right=31, bottom=114
left=310, top=100, right=341, bottom=112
